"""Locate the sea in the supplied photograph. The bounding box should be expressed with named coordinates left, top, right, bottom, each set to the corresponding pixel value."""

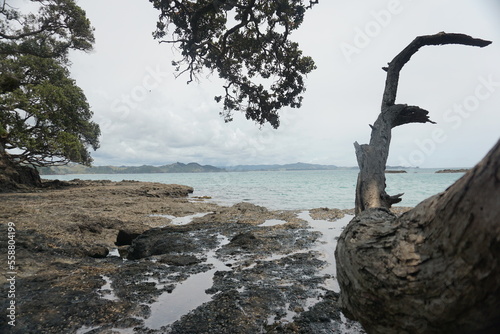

left=42, top=168, right=465, bottom=210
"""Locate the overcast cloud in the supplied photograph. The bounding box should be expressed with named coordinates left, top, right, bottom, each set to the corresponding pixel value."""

left=66, top=0, right=500, bottom=167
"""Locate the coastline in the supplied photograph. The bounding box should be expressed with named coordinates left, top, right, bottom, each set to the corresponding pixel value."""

left=0, top=179, right=405, bottom=333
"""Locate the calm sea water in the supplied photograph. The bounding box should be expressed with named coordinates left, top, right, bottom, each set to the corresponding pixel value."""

left=42, top=169, right=465, bottom=210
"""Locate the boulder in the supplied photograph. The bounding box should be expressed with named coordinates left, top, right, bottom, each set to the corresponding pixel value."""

left=127, top=227, right=195, bottom=260
left=85, top=245, right=109, bottom=258
left=115, top=226, right=150, bottom=246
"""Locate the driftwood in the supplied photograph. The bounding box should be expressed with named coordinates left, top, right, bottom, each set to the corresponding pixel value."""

left=336, top=33, right=500, bottom=333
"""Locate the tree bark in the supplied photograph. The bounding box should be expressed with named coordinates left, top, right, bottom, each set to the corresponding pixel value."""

left=336, top=138, right=500, bottom=333
left=354, top=33, right=491, bottom=215
left=0, top=150, right=42, bottom=192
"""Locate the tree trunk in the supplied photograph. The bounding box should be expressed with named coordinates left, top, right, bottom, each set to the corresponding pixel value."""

left=354, top=33, right=491, bottom=215
left=0, top=149, right=42, bottom=192
left=336, top=138, right=500, bottom=333
left=337, top=32, right=499, bottom=333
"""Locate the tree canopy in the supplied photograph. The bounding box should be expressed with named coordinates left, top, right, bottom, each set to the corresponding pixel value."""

left=150, top=0, right=318, bottom=128
left=0, top=0, right=100, bottom=167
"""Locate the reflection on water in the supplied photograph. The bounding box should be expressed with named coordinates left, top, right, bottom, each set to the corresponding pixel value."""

left=144, top=235, right=231, bottom=330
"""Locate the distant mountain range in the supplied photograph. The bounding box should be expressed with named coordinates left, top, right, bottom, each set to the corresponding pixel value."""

left=38, top=162, right=419, bottom=175
left=38, top=162, right=224, bottom=175
left=224, top=162, right=342, bottom=172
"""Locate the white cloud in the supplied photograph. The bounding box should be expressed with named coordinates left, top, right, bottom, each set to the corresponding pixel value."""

left=72, top=0, right=500, bottom=168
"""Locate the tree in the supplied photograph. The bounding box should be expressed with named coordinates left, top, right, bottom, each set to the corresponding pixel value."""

left=149, top=0, right=318, bottom=128
left=0, top=0, right=99, bottom=189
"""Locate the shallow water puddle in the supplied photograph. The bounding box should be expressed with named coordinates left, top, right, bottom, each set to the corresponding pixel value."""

left=144, top=234, right=231, bottom=330
left=76, top=326, right=135, bottom=334
left=299, top=211, right=365, bottom=332
left=151, top=212, right=211, bottom=226
left=98, top=275, right=119, bottom=301
left=298, top=211, right=353, bottom=293
left=107, top=248, right=120, bottom=257
left=259, top=219, right=288, bottom=227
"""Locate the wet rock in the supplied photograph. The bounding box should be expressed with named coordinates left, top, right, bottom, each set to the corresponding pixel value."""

left=233, top=202, right=268, bottom=213
left=138, top=184, right=194, bottom=198
left=159, top=255, right=202, bottom=266
left=126, top=222, right=223, bottom=260
left=166, top=290, right=264, bottom=334
left=309, top=207, right=345, bottom=221
left=228, top=232, right=262, bottom=250
left=127, top=227, right=196, bottom=260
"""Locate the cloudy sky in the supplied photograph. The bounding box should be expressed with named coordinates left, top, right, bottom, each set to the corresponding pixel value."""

left=67, top=0, right=500, bottom=167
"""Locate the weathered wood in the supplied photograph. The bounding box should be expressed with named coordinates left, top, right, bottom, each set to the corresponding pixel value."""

left=354, top=33, right=491, bottom=214
left=336, top=138, right=500, bottom=333
left=339, top=32, right=498, bottom=333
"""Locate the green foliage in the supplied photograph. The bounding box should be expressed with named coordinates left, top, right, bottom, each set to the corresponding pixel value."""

left=150, top=0, right=318, bottom=128
left=0, top=0, right=99, bottom=167
left=0, top=0, right=94, bottom=60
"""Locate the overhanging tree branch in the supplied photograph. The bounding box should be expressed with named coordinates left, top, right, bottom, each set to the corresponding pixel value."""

left=150, top=0, right=318, bottom=128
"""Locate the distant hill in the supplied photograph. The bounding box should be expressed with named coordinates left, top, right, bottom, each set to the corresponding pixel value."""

left=225, top=162, right=340, bottom=172
left=38, top=162, right=224, bottom=175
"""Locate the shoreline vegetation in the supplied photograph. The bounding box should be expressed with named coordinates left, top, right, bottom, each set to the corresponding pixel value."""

left=0, top=179, right=411, bottom=333
left=38, top=162, right=470, bottom=175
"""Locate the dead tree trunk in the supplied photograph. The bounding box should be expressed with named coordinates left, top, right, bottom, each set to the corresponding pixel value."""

left=354, top=32, right=491, bottom=215
left=336, top=138, right=500, bottom=333
left=336, top=33, right=500, bottom=333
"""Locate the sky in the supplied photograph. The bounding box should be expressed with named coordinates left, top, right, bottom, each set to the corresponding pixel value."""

left=63, top=0, right=500, bottom=167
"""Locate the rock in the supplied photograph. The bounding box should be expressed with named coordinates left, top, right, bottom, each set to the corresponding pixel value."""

left=309, top=207, right=345, bottom=221
left=127, top=227, right=196, bottom=260
left=159, top=254, right=202, bottom=266
left=228, top=232, right=261, bottom=250
left=115, top=226, right=150, bottom=246
left=232, top=202, right=268, bottom=213
left=85, top=245, right=109, bottom=258
left=435, top=168, right=469, bottom=173
left=138, top=184, right=194, bottom=198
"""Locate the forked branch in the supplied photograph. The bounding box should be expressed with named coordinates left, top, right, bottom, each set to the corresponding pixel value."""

left=382, top=32, right=492, bottom=107
left=354, top=32, right=491, bottom=215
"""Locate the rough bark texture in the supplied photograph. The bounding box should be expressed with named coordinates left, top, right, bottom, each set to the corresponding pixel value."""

left=0, top=151, right=42, bottom=192
left=354, top=33, right=491, bottom=215
left=336, top=138, right=500, bottom=333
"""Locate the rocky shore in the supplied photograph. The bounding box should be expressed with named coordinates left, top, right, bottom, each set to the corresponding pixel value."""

left=0, top=180, right=374, bottom=333
left=435, top=168, right=469, bottom=173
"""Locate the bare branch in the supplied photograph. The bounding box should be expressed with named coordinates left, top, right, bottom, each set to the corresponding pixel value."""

left=354, top=32, right=491, bottom=214
left=382, top=32, right=492, bottom=107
